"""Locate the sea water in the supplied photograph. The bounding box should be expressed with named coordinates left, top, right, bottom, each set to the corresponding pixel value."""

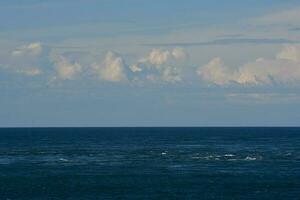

left=0, top=127, right=299, bottom=199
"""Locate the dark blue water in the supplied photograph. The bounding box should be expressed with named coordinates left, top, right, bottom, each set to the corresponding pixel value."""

left=0, top=128, right=300, bottom=200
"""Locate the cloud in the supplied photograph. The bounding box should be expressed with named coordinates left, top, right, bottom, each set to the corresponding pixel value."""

left=235, top=58, right=300, bottom=85
left=129, top=64, right=142, bottom=73
left=147, top=49, right=171, bottom=66
left=51, top=55, right=82, bottom=80
left=0, top=42, right=47, bottom=76
left=197, top=57, right=234, bottom=85
left=1, top=43, right=128, bottom=83
left=92, top=52, right=127, bottom=82
left=171, top=47, right=188, bottom=61
left=276, top=45, right=300, bottom=62
left=198, top=45, right=300, bottom=85
left=3, top=42, right=300, bottom=87
left=131, top=48, right=188, bottom=83
left=11, top=42, right=43, bottom=57
left=161, top=66, right=182, bottom=83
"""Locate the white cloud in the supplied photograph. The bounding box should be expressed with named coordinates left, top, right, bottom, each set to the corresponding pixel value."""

left=52, top=55, right=82, bottom=80
left=276, top=45, right=300, bottom=62
left=198, top=45, right=300, bottom=85
left=171, top=48, right=188, bottom=61
left=130, top=48, right=188, bottom=83
left=11, top=42, right=43, bottom=57
left=162, top=66, right=182, bottom=83
left=92, top=52, right=127, bottom=82
left=197, top=57, right=233, bottom=85
left=129, top=64, right=142, bottom=73
left=145, top=48, right=187, bottom=67
left=0, top=42, right=47, bottom=76
left=235, top=58, right=300, bottom=85
left=148, top=49, right=171, bottom=66
left=4, top=42, right=300, bottom=87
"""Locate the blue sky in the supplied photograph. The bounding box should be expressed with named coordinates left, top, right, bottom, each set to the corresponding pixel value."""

left=1, top=0, right=300, bottom=127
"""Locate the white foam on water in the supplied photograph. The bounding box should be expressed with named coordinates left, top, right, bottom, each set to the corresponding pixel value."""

left=245, top=156, right=257, bottom=161
left=59, top=158, right=69, bottom=162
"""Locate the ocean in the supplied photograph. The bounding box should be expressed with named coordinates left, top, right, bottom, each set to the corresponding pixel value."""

left=0, top=127, right=299, bottom=199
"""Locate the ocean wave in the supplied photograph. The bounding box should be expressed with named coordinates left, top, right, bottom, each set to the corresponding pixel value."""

left=187, top=153, right=264, bottom=162
left=244, top=156, right=257, bottom=161
left=59, top=158, right=69, bottom=162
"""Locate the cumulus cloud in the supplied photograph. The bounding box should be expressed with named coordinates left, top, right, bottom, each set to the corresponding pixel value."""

left=276, top=45, right=300, bottom=62
left=197, top=57, right=234, bottom=85
left=92, top=52, right=127, bottom=82
left=1, top=43, right=128, bottom=83
left=129, top=64, right=142, bottom=73
left=0, top=42, right=47, bottom=76
left=130, top=48, right=188, bottom=83
left=146, top=48, right=187, bottom=67
left=235, top=58, right=300, bottom=85
left=4, top=42, right=300, bottom=87
left=11, top=42, right=43, bottom=57
left=51, top=55, right=82, bottom=80
left=148, top=49, right=171, bottom=66
left=0, top=44, right=189, bottom=85
left=198, top=45, right=300, bottom=85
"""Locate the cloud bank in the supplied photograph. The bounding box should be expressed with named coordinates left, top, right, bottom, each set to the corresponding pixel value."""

left=2, top=42, right=300, bottom=87
left=197, top=45, right=300, bottom=85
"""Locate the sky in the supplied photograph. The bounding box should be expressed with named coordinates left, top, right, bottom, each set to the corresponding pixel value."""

left=1, top=0, right=300, bottom=127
